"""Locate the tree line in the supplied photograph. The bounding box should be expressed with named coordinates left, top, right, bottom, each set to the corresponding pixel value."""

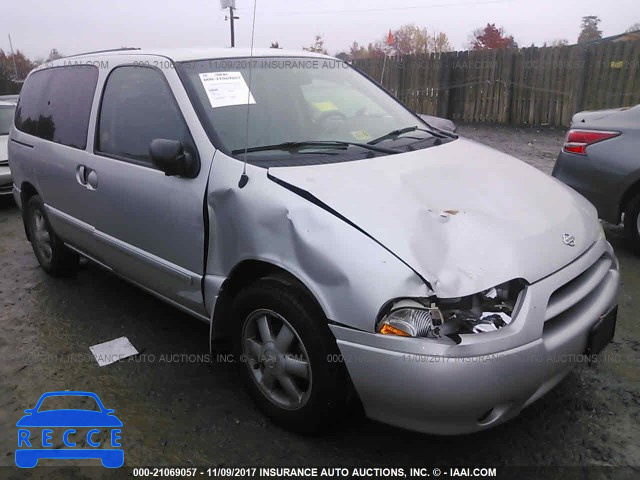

left=1, top=16, right=638, bottom=90
left=0, top=47, right=63, bottom=92
left=298, top=16, right=640, bottom=60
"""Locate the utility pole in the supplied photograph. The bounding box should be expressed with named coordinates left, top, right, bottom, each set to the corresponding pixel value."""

left=229, top=6, right=237, bottom=47
left=223, top=1, right=239, bottom=47
left=8, top=34, right=19, bottom=79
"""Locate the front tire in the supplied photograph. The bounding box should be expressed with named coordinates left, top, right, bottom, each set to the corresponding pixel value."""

left=231, top=276, right=351, bottom=434
left=624, top=193, right=640, bottom=253
left=25, top=195, right=79, bottom=276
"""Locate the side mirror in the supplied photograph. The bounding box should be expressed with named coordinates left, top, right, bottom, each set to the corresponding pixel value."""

left=149, top=139, right=200, bottom=178
left=418, top=114, right=457, bottom=134
left=24, top=409, right=34, bottom=414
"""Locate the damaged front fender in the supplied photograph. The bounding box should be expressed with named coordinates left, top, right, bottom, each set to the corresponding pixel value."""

left=204, top=152, right=431, bottom=332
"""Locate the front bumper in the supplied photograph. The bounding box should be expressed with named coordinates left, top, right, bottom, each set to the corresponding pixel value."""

left=0, top=165, right=12, bottom=196
left=331, top=237, right=619, bottom=434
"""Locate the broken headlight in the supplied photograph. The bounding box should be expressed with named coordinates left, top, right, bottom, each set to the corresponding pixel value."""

left=376, top=279, right=525, bottom=342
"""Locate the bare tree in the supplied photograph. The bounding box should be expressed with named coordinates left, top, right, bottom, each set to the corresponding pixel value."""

left=626, top=23, right=640, bottom=33
left=303, top=35, right=328, bottom=55
left=348, top=41, right=368, bottom=59
left=432, top=32, right=453, bottom=53
left=47, top=48, right=64, bottom=61
left=366, top=42, right=385, bottom=58
left=379, top=25, right=454, bottom=56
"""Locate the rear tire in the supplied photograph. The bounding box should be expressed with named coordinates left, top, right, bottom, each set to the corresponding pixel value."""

left=231, top=276, right=352, bottom=434
left=25, top=195, right=79, bottom=276
left=624, top=193, right=640, bottom=253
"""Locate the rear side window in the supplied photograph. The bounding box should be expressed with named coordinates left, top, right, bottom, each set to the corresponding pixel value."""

left=15, top=65, right=98, bottom=149
left=96, top=66, right=191, bottom=165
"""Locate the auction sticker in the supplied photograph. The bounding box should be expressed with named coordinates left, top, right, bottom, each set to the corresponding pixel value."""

left=198, top=72, right=256, bottom=109
left=350, top=129, right=372, bottom=141
left=313, top=101, right=339, bottom=112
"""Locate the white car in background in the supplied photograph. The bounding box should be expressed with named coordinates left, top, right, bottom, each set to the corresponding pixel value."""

left=0, top=94, right=19, bottom=105
left=1, top=100, right=17, bottom=196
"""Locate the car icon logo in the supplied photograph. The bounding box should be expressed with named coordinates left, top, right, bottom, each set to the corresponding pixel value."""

left=563, top=233, right=576, bottom=247
left=15, top=391, right=123, bottom=468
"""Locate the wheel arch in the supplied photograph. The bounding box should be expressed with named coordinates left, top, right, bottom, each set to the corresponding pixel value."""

left=20, top=181, right=40, bottom=241
left=209, top=258, right=364, bottom=417
left=209, top=259, right=329, bottom=344
left=619, top=177, right=640, bottom=223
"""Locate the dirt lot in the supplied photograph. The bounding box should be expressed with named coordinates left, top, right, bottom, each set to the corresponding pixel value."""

left=1, top=124, right=639, bottom=475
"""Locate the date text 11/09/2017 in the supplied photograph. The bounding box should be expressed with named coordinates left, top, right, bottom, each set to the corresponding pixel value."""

left=131, top=467, right=498, bottom=477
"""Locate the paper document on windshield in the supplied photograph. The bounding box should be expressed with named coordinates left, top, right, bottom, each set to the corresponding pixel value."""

left=199, top=72, right=256, bottom=109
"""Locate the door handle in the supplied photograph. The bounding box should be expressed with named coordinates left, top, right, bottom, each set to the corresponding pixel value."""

left=76, top=165, right=98, bottom=190
left=86, top=170, right=98, bottom=189
left=77, top=165, right=87, bottom=185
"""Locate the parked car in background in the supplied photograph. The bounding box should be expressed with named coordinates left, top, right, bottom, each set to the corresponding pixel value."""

left=1, top=100, right=17, bottom=196
left=9, top=48, right=619, bottom=435
left=0, top=94, right=19, bottom=105
left=553, top=105, right=640, bottom=250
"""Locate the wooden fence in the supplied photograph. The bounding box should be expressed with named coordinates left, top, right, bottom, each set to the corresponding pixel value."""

left=353, top=40, right=640, bottom=127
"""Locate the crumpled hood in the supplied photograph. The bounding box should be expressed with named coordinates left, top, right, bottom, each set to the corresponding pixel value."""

left=269, top=138, right=601, bottom=298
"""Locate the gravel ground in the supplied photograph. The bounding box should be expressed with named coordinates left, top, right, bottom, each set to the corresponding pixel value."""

left=457, top=124, right=567, bottom=175
left=1, top=124, right=639, bottom=476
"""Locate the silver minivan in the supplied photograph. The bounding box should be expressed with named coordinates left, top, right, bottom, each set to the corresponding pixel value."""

left=9, top=48, right=619, bottom=435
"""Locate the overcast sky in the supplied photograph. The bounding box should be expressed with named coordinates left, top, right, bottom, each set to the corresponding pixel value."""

left=2, top=0, right=640, bottom=60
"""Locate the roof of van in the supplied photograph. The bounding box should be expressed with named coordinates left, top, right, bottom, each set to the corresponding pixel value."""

left=56, top=47, right=335, bottom=63
left=0, top=100, right=15, bottom=107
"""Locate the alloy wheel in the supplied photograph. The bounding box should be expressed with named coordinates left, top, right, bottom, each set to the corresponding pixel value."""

left=33, top=209, right=53, bottom=264
left=241, top=309, right=312, bottom=410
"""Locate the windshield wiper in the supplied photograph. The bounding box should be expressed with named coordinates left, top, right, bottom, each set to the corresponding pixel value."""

left=418, top=118, right=458, bottom=139
left=367, top=126, right=435, bottom=145
left=232, top=140, right=399, bottom=155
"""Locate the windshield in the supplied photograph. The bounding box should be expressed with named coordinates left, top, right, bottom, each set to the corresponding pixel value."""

left=0, top=105, right=15, bottom=135
left=177, top=57, right=450, bottom=163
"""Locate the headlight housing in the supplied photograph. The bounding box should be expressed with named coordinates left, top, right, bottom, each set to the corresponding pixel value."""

left=376, top=279, right=526, bottom=342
